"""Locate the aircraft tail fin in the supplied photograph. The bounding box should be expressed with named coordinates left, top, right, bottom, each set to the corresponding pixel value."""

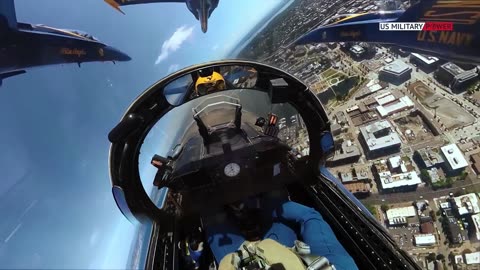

left=0, top=70, right=26, bottom=86
left=0, top=0, right=17, bottom=32
left=395, top=0, right=480, bottom=23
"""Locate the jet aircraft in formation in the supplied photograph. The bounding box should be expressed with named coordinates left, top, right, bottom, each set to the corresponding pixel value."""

left=295, top=0, right=480, bottom=65
left=0, top=0, right=131, bottom=86
left=104, top=0, right=219, bottom=33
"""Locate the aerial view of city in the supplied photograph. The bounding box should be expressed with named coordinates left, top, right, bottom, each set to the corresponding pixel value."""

left=237, top=0, right=480, bottom=269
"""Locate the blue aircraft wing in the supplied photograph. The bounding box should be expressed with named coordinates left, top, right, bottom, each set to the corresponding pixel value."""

left=0, top=0, right=17, bottom=31
left=295, top=0, right=480, bottom=65
left=0, top=70, right=26, bottom=86
left=104, top=0, right=185, bottom=14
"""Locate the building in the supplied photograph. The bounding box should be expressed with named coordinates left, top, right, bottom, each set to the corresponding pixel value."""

left=420, top=221, right=434, bottom=234
left=465, top=252, right=480, bottom=265
left=343, top=182, right=371, bottom=196
left=379, top=60, right=412, bottom=85
left=331, top=123, right=342, bottom=136
left=447, top=222, right=463, bottom=245
left=378, top=170, right=422, bottom=192
left=471, top=153, right=480, bottom=175
left=360, top=120, right=401, bottom=158
left=349, top=44, right=365, bottom=58
left=355, top=167, right=369, bottom=181
left=440, top=144, right=468, bottom=175
left=349, top=107, right=379, bottom=126
left=455, top=255, right=465, bottom=265
left=340, top=171, right=354, bottom=183
left=386, top=206, right=416, bottom=226
left=338, top=166, right=371, bottom=196
left=328, top=139, right=361, bottom=166
left=440, top=201, right=452, bottom=210
left=416, top=200, right=428, bottom=212
left=388, top=155, right=407, bottom=173
left=414, top=148, right=445, bottom=169
left=414, top=234, right=436, bottom=246
left=335, top=111, right=348, bottom=126
left=355, top=79, right=388, bottom=100
left=376, top=96, right=414, bottom=117
left=471, top=213, right=480, bottom=241
left=409, top=53, right=440, bottom=73
left=453, top=193, right=480, bottom=215
left=435, top=62, right=478, bottom=92
left=375, top=91, right=397, bottom=106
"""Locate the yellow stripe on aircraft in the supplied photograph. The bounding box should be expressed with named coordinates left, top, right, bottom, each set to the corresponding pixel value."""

left=38, top=25, right=91, bottom=41
left=325, top=12, right=370, bottom=26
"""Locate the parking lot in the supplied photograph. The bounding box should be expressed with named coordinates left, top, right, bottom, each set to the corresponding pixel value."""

left=389, top=225, right=420, bottom=250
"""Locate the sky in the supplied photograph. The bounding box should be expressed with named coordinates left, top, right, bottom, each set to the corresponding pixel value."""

left=0, top=0, right=287, bottom=268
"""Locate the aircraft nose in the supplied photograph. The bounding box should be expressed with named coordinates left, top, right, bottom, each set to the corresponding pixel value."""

left=201, top=19, right=208, bottom=33
left=199, top=0, right=209, bottom=33
left=103, top=46, right=132, bottom=61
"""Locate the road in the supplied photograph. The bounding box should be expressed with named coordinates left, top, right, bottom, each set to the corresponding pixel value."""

left=360, top=182, right=480, bottom=205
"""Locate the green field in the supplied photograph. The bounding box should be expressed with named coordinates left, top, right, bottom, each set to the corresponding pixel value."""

left=321, top=68, right=338, bottom=79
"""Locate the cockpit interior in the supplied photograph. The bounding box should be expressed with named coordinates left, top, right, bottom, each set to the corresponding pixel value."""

left=109, top=60, right=421, bottom=270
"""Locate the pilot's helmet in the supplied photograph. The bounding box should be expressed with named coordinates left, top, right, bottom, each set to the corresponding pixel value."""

left=195, top=71, right=226, bottom=96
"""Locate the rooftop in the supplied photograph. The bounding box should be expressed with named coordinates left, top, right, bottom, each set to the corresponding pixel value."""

left=350, top=45, right=365, bottom=54
left=454, top=193, right=480, bottom=215
left=375, top=92, right=397, bottom=106
left=351, top=111, right=379, bottom=127
left=389, top=156, right=401, bottom=169
left=440, top=144, right=468, bottom=170
left=411, top=53, right=439, bottom=65
left=420, top=222, right=434, bottom=234
left=471, top=154, right=480, bottom=167
left=447, top=222, right=462, bottom=244
left=382, top=60, right=412, bottom=75
left=440, top=201, right=451, bottom=209
left=369, top=83, right=383, bottom=93
left=343, top=182, right=370, bottom=194
left=376, top=96, right=414, bottom=118
left=455, top=69, right=478, bottom=83
left=335, top=111, right=348, bottom=125
left=355, top=168, right=369, bottom=180
left=465, top=252, right=480, bottom=265
left=340, top=171, right=354, bottom=183
left=472, top=213, right=480, bottom=241
left=331, top=123, right=342, bottom=133
left=336, top=138, right=361, bottom=153
left=346, top=105, right=359, bottom=113
left=379, top=171, right=422, bottom=189
left=360, top=120, right=401, bottom=151
left=414, top=234, right=436, bottom=246
left=416, top=148, right=444, bottom=168
left=441, top=62, right=467, bottom=76
left=386, top=206, right=416, bottom=225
